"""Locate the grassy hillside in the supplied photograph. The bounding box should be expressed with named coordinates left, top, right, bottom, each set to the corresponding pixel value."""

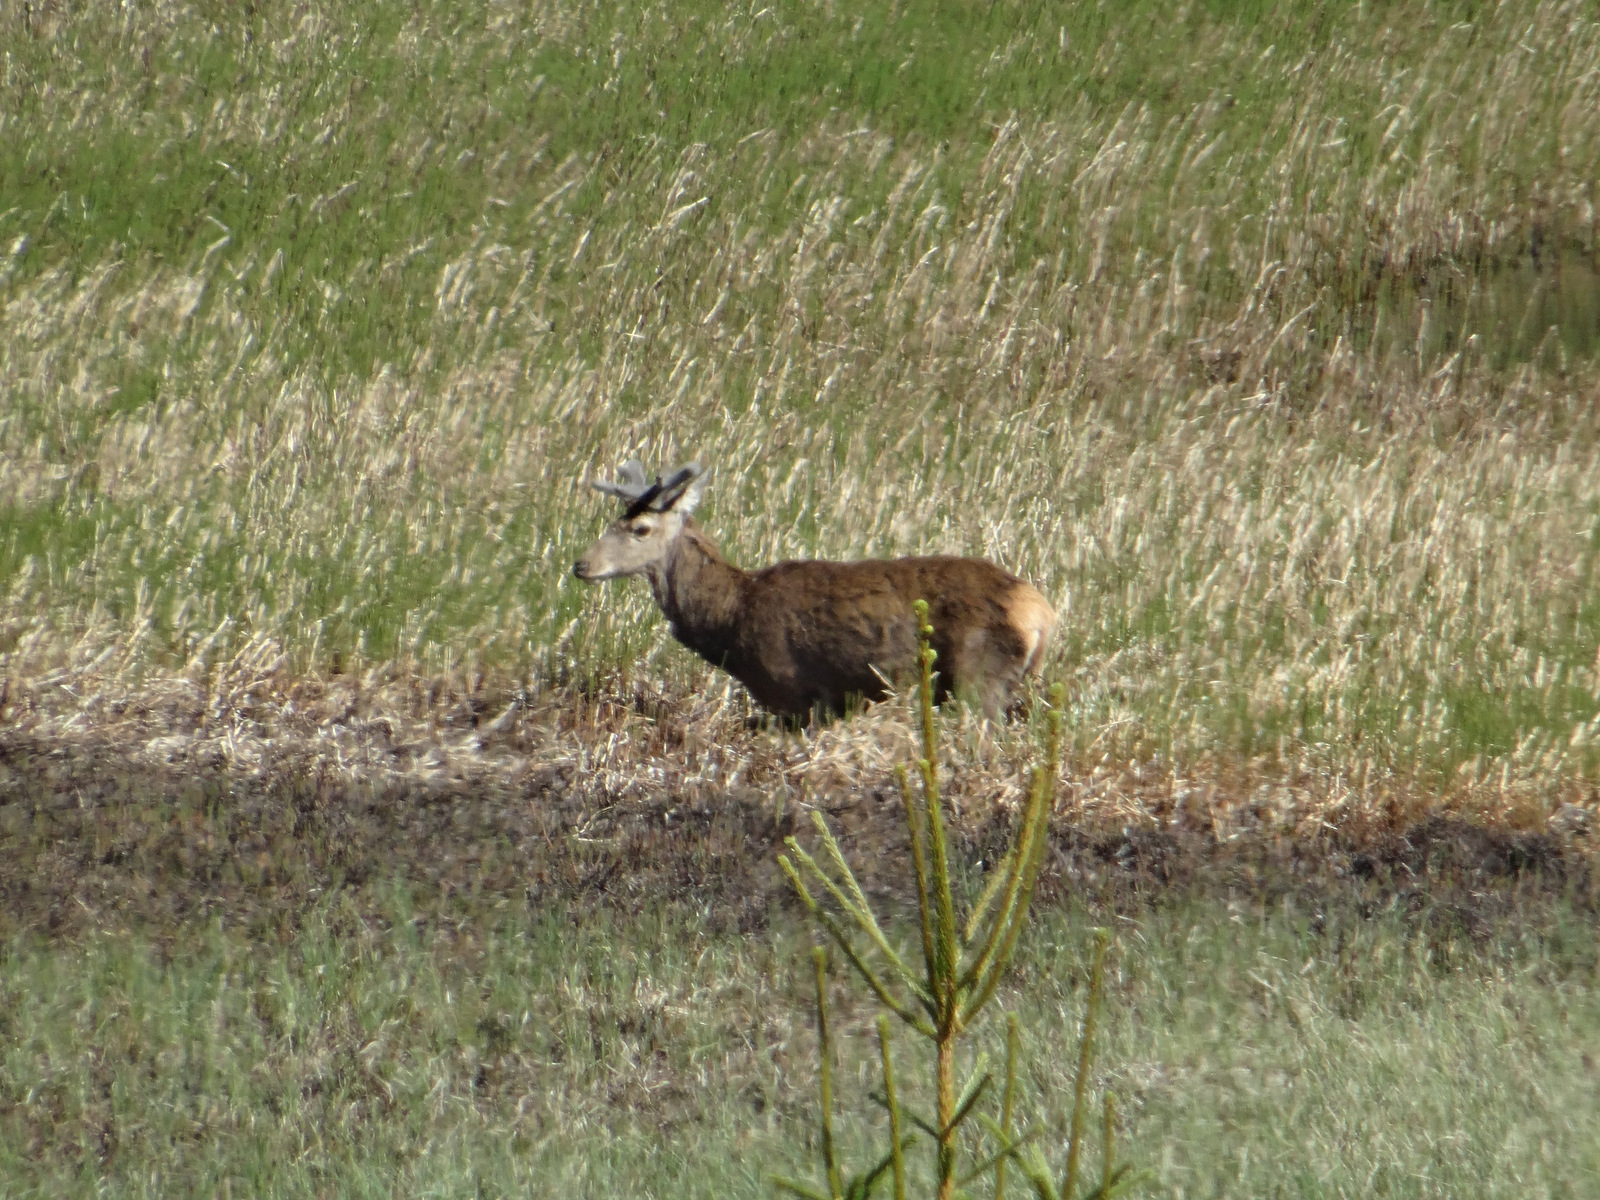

left=4, top=0, right=1600, bottom=801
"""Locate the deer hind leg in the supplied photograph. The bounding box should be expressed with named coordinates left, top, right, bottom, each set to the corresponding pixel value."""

left=952, top=628, right=1029, bottom=720
left=1018, top=622, right=1048, bottom=678
left=1008, top=587, right=1055, bottom=680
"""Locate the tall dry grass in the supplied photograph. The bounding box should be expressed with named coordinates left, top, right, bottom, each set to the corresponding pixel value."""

left=3, top=0, right=1600, bottom=825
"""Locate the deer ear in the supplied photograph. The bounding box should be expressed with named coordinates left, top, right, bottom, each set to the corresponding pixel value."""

left=675, top=470, right=707, bottom=515
left=655, top=462, right=706, bottom=514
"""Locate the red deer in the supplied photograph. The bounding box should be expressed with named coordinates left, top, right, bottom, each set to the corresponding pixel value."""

left=572, top=461, right=1056, bottom=720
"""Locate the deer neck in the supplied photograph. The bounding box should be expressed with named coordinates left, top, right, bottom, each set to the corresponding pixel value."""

left=646, top=521, right=746, bottom=657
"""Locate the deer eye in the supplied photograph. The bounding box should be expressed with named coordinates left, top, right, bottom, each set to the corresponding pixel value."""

left=629, top=523, right=650, bottom=538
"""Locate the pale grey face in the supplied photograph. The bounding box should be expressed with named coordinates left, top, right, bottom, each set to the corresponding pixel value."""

left=572, top=509, right=686, bottom=581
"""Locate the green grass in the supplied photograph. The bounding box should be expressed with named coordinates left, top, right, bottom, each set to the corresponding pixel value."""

left=0, top=901, right=797, bottom=1197
left=2, top=893, right=1595, bottom=1197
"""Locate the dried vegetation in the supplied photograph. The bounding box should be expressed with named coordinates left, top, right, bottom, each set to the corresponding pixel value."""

left=4, top=2, right=1600, bottom=840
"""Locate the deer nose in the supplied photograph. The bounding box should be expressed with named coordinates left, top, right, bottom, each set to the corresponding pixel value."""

left=572, top=559, right=590, bottom=579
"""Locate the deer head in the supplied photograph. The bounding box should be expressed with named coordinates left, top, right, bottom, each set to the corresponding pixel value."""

left=572, top=460, right=707, bottom=581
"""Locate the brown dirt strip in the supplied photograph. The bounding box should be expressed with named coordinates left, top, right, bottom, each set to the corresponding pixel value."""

left=2, top=669, right=1594, bottom=947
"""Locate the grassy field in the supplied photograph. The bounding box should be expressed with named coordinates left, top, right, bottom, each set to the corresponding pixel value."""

left=4, top=0, right=1600, bottom=1195
left=4, top=0, right=1600, bottom=804
left=2, top=884, right=1596, bottom=1198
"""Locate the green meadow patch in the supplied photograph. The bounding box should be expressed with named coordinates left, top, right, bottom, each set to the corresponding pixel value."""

left=2, top=886, right=1594, bottom=1198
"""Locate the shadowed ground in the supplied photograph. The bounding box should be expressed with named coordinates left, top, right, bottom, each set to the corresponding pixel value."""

left=3, top=677, right=1594, bottom=945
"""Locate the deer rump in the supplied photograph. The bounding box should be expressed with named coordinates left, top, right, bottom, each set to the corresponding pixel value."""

left=668, top=553, right=1050, bottom=719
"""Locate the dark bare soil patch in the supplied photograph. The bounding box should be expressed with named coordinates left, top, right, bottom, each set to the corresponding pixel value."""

left=3, top=691, right=1593, bottom=950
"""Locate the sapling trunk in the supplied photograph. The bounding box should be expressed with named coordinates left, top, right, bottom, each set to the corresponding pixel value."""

left=1061, top=929, right=1111, bottom=1200
left=777, top=604, right=1147, bottom=1200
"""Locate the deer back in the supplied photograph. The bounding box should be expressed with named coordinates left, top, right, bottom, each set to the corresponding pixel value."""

left=715, top=554, right=1051, bottom=717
